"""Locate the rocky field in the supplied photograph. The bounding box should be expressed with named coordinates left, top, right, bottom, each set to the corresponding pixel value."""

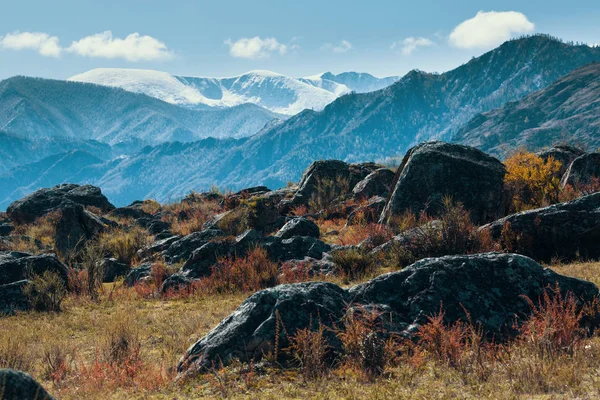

left=2, top=141, right=600, bottom=399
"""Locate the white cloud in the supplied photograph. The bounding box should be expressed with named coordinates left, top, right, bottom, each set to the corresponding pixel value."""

left=449, top=11, right=535, bottom=50
left=67, top=31, right=172, bottom=61
left=391, top=37, right=434, bottom=55
left=321, top=40, right=353, bottom=54
left=0, top=31, right=61, bottom=57
left=225, top=37, right=288, bottom=59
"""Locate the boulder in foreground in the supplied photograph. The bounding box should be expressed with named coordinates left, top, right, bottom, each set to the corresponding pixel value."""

left=0, top=369, right=55, bottom=400
left=177, top=253, right=598, bottom=374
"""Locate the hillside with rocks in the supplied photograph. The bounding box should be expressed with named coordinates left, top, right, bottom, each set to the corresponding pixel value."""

left=3, top=140, right=600, bottom=398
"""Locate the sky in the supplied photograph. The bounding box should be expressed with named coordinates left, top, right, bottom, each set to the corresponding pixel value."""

left=0, top=0, right=599, bottom=80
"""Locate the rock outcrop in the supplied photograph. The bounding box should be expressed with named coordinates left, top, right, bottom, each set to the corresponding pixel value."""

left=275, top=218, right=320, bottom=239
left=178, top=253, right=597, bottom=374
left=481, top=192, right=600, bottom=262
left=380, top=142, right=506, bottom=225
left=561, top=152, right=600, bottom=188
left=0, top=252, right=69, bottom=286
left=537, top=145, right=585, bottom=177
left=0, top=369, right=55, bottom=400
left=54, top=204, right=107, bottom=255
left=6, top=184, right=114, bottom=224
left=352, top=168, right=395, bottom=200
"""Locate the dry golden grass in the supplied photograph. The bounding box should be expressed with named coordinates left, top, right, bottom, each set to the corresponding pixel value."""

left=2, top=260, right=600, bottom=399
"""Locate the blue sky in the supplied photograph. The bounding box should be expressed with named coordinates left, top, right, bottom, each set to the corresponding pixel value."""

left=0, top=0, right=598, bottom=80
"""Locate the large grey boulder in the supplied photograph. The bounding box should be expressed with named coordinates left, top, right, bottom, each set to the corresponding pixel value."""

left=481, top=192, right=600, bottom=263
left=0, top=369, right=55, bottom=399
left=380, top=141, right=506, bottom=225
left=180, top=230, right=263, bottom=279
left=6, top=184, right=114, bottom=224
left=163, top=229, right=226, bottom=263
left=0, top=252, right=69, bottom=286
left=54, top=204, right=107, bottom=256
left=537, top=145, right=585, bottom=177
left=0, top=280, right=29, bottom=315
left=263, top=236, right=331, bottom=262
left=275, top=217, right=320, bottom=239
left=291, top=160, right=378, bottom=206
left=178, top=282, right=348, bottom=373
left=100, top=258, right=130, bottom=283
left=352, top=168, right=395, bottom=200
left=177, top=253, right=598, bottom=374
left=561, top=152, right=600, bottom=188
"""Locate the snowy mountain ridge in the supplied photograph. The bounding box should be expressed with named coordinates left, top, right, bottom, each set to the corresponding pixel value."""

left=69, top=68, right=399, bottom=115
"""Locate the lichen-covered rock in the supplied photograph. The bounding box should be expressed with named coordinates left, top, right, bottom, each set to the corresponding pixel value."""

left=0, top=369, right=55, bottom=399
left=352, top=168, right=395, bottom=200
left=275, top=217, right=320, bottom=239
left=181, top=230, right=264, bottom=279
left=291, top=160, right=374, bottom=206
left=100, top=258, right=130, bottom=283
left=54, top=204, right=107, bottom=255
left=0, top=252, right=69, bottom=286
left=163, top=229, right=226, bottom=263
left=263, top=236, right=331, bottom=262
left=346, top=196, right=387, bottom=226
left=124, top=263, right=153, bottom=287
left=481, top=192, right=600, bottom=263
left=177, top=253, right=599, bottom=375
left=537, top=145, right=585, bottom=177
left=561, top=152, right=600, bottom=188
left=6, top=184, right=114, bottom=224
left=351, top=253, right=598, bottom=336
left=380, top=141, right=506, bottom=225
left=178, top=282, right=349, bottom=373
left=0, top=280, right=29, bottom=315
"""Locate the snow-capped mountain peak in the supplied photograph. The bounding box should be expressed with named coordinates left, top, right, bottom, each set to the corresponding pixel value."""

left=69, top=68, right=400, bottom=115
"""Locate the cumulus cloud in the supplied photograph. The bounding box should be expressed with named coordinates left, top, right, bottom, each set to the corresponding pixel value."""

left=391, top=37, right=433, bottom=55
left=449, top=11, right=535, bottom=49
left=321, top=40, right=353, bottom=54
left=0, top=31, right=61, bottom=57
left=67, top=31, right=172, bottom=61
left=225, top=37, right=288, bottom=59
left=0, top=30, right=173, bottom=61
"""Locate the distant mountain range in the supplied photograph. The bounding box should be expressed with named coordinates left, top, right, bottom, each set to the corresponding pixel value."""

left=1, top=35, right=599, bottom=208
left=69, top=69, right=399, bottom=115
left=0, top=76, right=281, bottom=147
left=454, top=62, right=600, bottom=157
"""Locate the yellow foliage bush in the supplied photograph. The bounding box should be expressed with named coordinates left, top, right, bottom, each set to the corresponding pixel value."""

left=504, top=151, right=562, bottom=212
